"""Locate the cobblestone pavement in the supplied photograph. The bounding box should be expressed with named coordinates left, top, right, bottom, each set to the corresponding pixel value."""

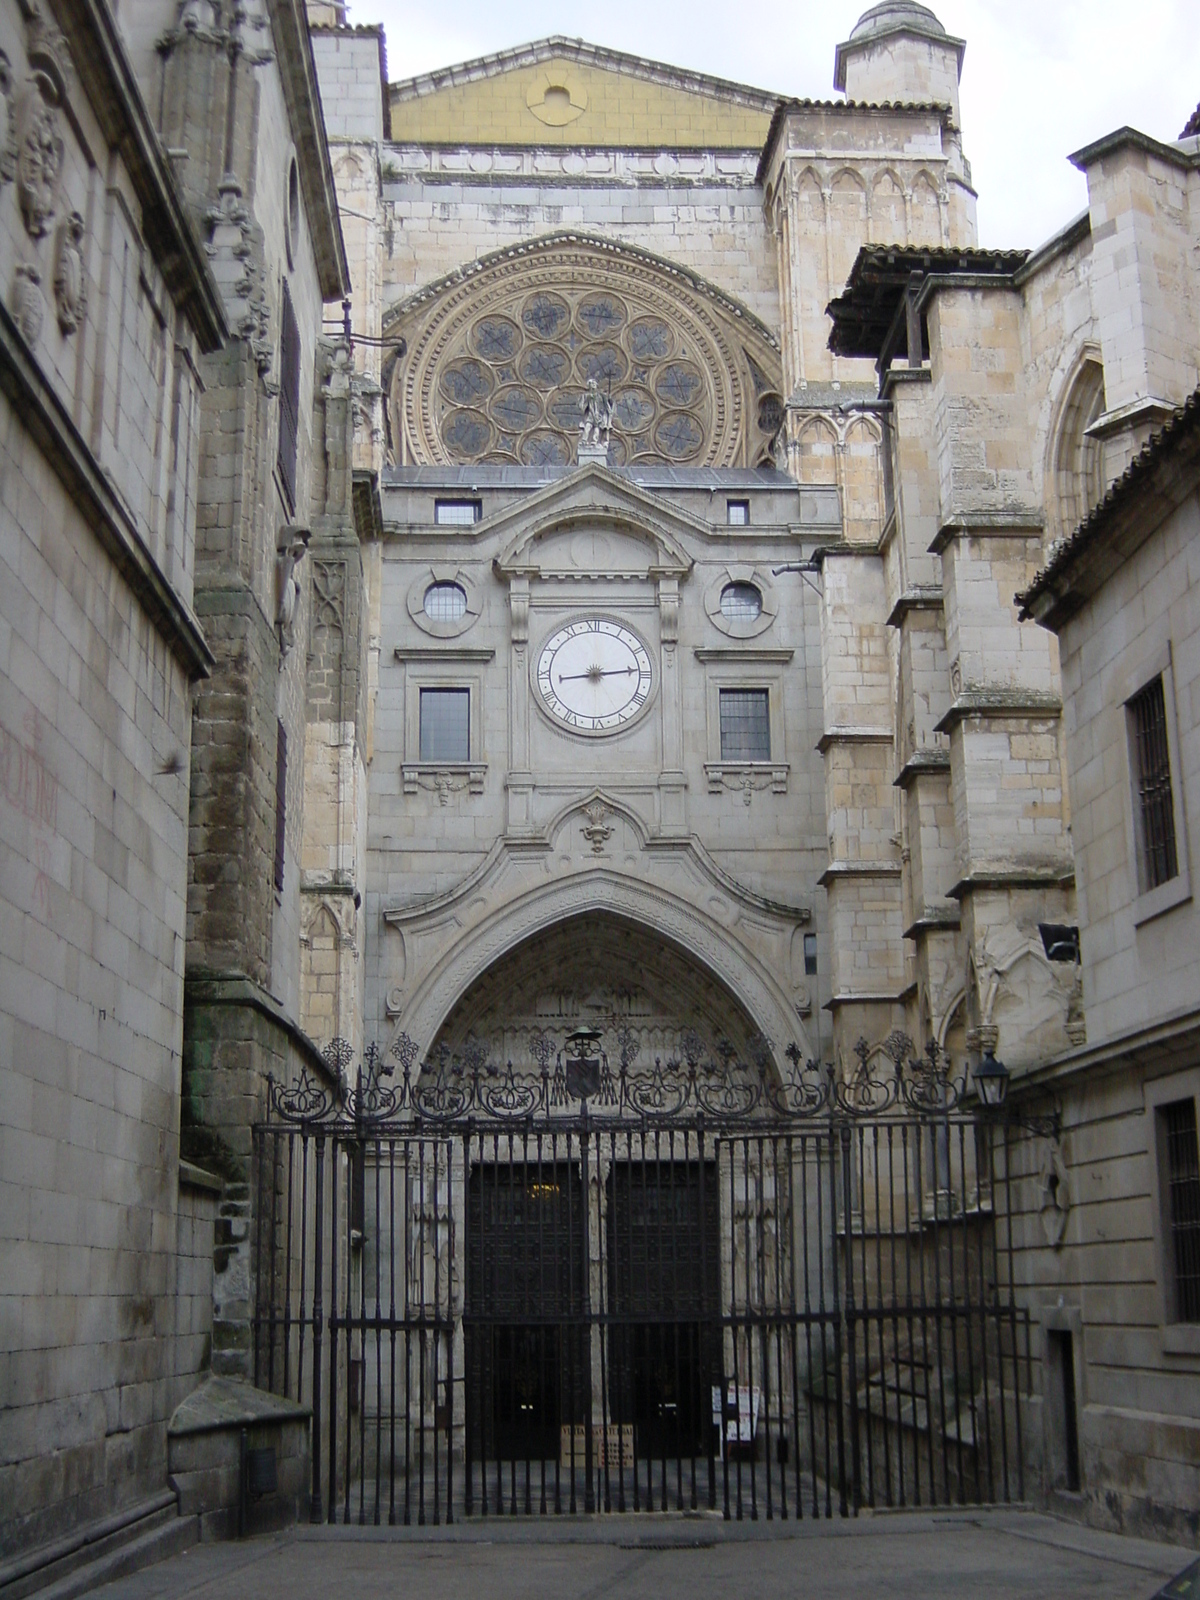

left=90, top=1510, right=1195, bottom=1600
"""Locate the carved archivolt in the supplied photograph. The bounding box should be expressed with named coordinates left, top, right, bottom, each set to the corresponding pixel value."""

left=387, top=233, right=783, bottom=470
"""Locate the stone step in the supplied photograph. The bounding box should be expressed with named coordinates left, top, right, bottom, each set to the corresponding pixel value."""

left=0, top=1498, right=197, bottom=1600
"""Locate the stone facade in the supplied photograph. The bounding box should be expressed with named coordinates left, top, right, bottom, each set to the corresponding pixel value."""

left=6, top=0, right=1200, bottom=1569
left=1017, top=394, right=1200, bottom=1543
left=0, top=0, right=224, bottom=1557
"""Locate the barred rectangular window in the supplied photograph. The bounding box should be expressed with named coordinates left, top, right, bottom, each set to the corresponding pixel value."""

left=435, top=498, right=482, bottom=525
left=719, top=688, right=770, bottom=761
left=1162, top=1098, right=1200, bottom=1323
left=419, top=688, right=470, bottom=761
left=277, top=279, right=300, bottom=511
left=1129, top=676, right=1178, bottom=891
left=726, top=499, right=750, bottom=526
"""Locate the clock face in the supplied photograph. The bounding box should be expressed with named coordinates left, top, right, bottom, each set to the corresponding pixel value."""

left=536, top=618, right=654, bottom=734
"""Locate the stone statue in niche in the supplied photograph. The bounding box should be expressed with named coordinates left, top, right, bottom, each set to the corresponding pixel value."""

left=53, top=210, right=85, bottom=335
left=578, top=377, right=613, bottom=451
left=0, top=53, right=16, bottom=184
left=12, top=261, right=42, bottom=344
left=275, top=525, right=310, bottom=661
left=15, top=78, right=63, bottom=241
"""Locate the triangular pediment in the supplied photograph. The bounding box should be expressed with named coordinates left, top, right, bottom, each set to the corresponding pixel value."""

left=488, top=465, right=697, bottom=579
left=389, top=38, right=780, bottom=151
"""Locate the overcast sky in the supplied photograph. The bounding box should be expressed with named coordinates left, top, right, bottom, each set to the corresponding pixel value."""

left=345, top=0, right=1200, bottom=250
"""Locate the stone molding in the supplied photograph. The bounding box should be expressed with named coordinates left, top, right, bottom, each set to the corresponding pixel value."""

left=0, top=298, right=213, bottom=677
left=383, top=857, right=813, bottom=1071
left=383, top=145, right=763, bottom=188
left=401, top=761, right=487, bottom=799
left=393, top=646, right=495, bottom=663
left=928, top=509, right=1044, bottom=555
left=893, top=747, right=951, bottom=788
left=885, top=585, right=943, bottom=628
left=703, top=760, right=789, bottom=803
left=934, top=688, right=1062, bottom=734
left=815, top=725, right=893, bottom=753
left=693, top=646, right=793, bottom=663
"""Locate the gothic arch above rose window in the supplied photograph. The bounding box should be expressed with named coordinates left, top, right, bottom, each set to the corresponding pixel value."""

left=385, top=234, right=785, bottom=469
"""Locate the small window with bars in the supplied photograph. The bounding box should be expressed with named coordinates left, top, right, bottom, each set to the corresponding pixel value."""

left=419, top=688, right=470, bottom=761
left=1128, top=675, right=1179, bottom=892
left=726, top=499, right=750, bottom=526
left=1160, top=1098, right=1200, bottom=1323
left=719, top=688, right=771, bottom=762
left=277, top=280, right=301, bottom=511
left=435, top=499, right=482, bottom=526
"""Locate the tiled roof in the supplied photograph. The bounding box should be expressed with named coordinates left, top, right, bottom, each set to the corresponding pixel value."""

left=1017, top=386, right=1200, bottom=620
left=825, top=245, right=1029, bottom=361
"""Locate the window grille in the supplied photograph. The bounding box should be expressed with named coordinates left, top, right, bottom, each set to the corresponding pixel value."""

left=726, top=499, right=749, bottom=526
left=719, top=582, right=762, bottom=622
left=719, top=688, right=770, bottom=761
left=274, top=720, right=287, bottom=893
left=277, top=280, right=300, bottom=511
left=420, top=688, right=470, bottom=761
left=435, top=499, right=482, bottom=526
left=1163, top=1098, right=1200, bottom=1322
left=1129, top=676, right=1178, bottom=890
left=424, top=582, right=468, bottom=622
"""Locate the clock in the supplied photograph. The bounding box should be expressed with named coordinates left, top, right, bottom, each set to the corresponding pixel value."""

left=536, top=618, right=654, bottom=734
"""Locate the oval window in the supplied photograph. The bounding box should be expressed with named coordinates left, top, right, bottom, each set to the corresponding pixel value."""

left=285, top=155, right=300, bottom=270
left=720, top=582, right=762, bottom=622
left=424, top=582, right=468, bottom=622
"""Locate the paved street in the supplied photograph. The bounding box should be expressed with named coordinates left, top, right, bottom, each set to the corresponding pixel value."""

left=91, top=1511, right=1195, bottom=1600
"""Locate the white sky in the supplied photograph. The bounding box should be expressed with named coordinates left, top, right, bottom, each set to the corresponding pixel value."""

left=345, top=0, right=1200, bottom=250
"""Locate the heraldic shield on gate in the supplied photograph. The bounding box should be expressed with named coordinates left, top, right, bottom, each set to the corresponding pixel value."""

left=252, top=1024, right=1035, bottom=1525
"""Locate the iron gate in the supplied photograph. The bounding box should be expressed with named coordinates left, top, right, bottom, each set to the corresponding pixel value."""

left=252, top=1029, right=1034, bottom=1524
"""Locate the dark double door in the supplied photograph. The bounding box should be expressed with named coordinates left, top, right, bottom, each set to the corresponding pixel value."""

left=465, top=1157, right=719, bottom=1463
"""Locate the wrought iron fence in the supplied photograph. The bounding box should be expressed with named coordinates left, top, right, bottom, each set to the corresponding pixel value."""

left=252, top=1028, right=1034, bottom=1523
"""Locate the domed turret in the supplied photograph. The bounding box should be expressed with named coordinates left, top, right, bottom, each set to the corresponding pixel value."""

left=834, top=2, right=965, bottom=127
left=848, top=2, right=947, bottom=44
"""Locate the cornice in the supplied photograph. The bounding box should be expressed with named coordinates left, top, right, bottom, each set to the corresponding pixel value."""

left=819, top=861, right=902, bottom=887
left=947, top=865, right=1074, bottom=900
left=815, top=726, right=892, bottom=753
left=393, top=647, right=495, bottom=662
left=935, top=688, right=1062, bottom=734
left=893, top=747, right=951, bottom=788
left=885, top=585, right=943, bottom=627
left=267, top=0, right=350, bottom=299
left=929, top=510, right=1045, bottom=555
left=693, top=648, right=794, bottom=663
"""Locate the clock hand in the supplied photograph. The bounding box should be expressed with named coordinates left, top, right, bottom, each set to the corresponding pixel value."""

left=556, top=666, right=637, bottom=682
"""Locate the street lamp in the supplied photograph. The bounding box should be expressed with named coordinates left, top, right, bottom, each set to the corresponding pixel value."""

left=974, top=1048, right=1061, bottom=1140
left=974, top=1049, right=1010, bottom=1110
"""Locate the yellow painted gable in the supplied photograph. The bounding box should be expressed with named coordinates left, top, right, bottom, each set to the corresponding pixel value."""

left=389, top=56, right=775, bottom=149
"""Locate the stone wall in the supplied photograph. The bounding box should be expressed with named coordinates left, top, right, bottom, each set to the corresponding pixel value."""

left=0, top=0, right=220, bottom=1556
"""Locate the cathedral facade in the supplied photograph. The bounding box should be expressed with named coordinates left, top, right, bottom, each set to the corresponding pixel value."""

left=3, top=0, right=1200, bottom=1572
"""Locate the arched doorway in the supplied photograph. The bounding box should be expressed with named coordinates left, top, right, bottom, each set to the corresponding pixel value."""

left=429, top=910, right=768, bottom=1071
left=430, top=914, right=766, bottom=1495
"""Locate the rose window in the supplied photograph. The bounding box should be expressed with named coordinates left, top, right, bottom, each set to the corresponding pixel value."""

left=391, top=239, right=785, bottom=470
